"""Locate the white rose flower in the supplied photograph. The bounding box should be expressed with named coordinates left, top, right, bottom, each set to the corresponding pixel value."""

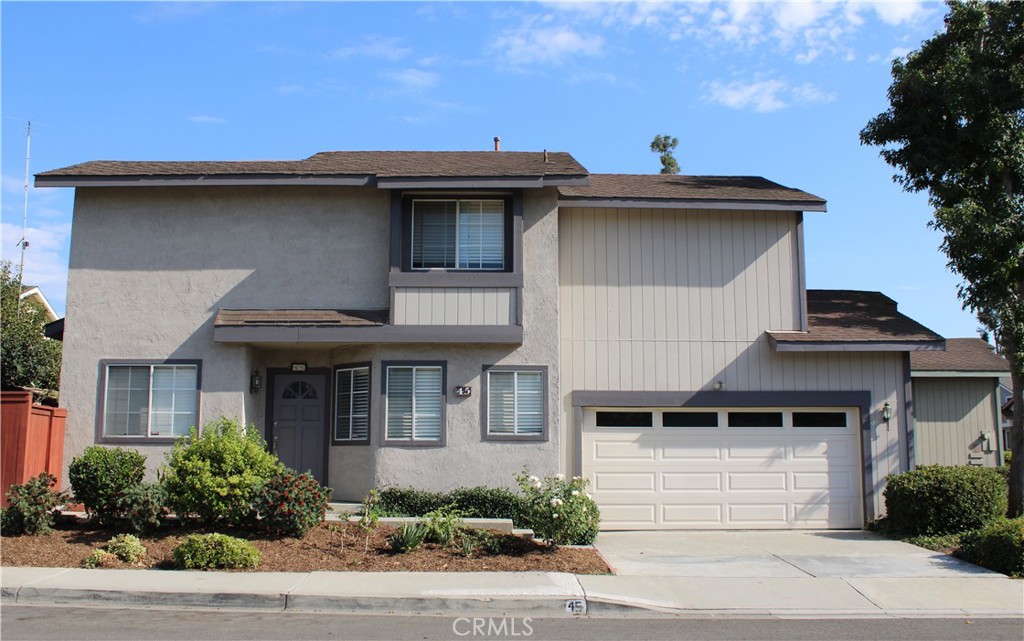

left=582, top=506, right=588, bottom=513
left=555, top=473, right=565, bottom=481
left=586, top=493, right=594, bottom=500
left=552, top=513, right=560, bottom=519
left=550, top=498, right=563, bottom=507
left=528, top=475, right=539, bottom=483
left=533, top=481, right=543, bottom=489
left=571, top=490, right=580, bottom=496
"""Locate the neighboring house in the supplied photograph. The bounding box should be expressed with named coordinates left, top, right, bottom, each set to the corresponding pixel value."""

left=910, top=338, right=1009, bottom=467
left=19, top=285, right=58, bottom=323
left=37, top=151, right=946, bottom=530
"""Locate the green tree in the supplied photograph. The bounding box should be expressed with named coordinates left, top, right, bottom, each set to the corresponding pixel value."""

left=650, top=134, right=680, bottom=175
left=860, top=1, right=1024, bottom=516
left=0, top=260, right=61, bottom=395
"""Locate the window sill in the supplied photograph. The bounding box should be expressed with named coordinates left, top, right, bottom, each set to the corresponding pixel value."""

left=98, top=436, right=180, bottom=446
left=331, top=439, right=371, bottom=447
left=483, top=433, right=547, bottom=443
left=382, top=439, right=445, bottom=448
left=389, top=271, right=523, bottom=288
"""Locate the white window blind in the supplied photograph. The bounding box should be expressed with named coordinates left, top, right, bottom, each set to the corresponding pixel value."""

left=386, top=366, right=443, bottom=441
left=412, top=200, right=504, bottom=270
left=488, top=370, right=544, bottom=436
left=104, top=364, right=197, bottom=438
left=335, top=366, right=370, bottom=441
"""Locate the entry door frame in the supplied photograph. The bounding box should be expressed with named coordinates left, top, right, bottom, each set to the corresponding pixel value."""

left=265, top=367, right=331, bottom=486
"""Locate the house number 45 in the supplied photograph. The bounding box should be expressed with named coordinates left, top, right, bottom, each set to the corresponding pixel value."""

left=454, top=386, right=472, bottom=397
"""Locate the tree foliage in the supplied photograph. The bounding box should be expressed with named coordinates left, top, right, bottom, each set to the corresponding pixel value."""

left=860, top=0, right=1024, bottom=516
left=650, top=134, right=680, bottom=175
left=0, top=260, right=61, bottom=394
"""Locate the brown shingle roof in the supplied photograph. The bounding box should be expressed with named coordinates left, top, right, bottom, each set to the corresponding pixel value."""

left=214, top=309, right=388, bottom=327
left=37, top=151, right=588, bottom=179
left=911, top=338, right=1009, bottom=372
left=768, top=290, right=944, bottom=346
left=559, top=174, right=826, bottom=206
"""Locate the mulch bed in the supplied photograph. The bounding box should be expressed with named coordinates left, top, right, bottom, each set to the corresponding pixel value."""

left=0, top=518, right=610, bottom=574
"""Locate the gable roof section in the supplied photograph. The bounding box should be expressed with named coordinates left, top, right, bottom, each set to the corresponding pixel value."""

left=768, top=290, right=944, bottom=352
left=36, top=151, right=590, bottom=189
left=910, top=337, right=1009, bottom=376
left=559, top=174, right=827, bottom=211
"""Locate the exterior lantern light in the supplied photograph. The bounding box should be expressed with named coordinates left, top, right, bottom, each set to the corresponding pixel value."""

left=881, top=401, right=894, bottom=422
left=250, top=369, right=262, bottom=395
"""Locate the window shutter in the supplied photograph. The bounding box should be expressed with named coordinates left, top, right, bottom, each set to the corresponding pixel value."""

left=457, top=200, right=504, bottom=269
left=387, top=367, right=414, bottom=440
left=488, top=372, right=516, bottom=434
left=515, top=371, right=544, bottom=435
left=413, top=367, right=443, bottom=440
left=351, top=367, right=370, bottom=440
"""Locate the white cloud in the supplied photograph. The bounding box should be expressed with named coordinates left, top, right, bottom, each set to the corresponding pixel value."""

left=492, top=24, right=604, bottom=66
left=865, top=0, right=932, bottom=26
left=0, top=221, right=71, bottom=313
left=186, top=115, right=226, bottom=124
left=384, top=69, right=440, bottom=91
left=889, top=46, right=911, bottom=60
left=331, top=36, right=411, bottom=61
left=704, top=78, right=835, bottom=112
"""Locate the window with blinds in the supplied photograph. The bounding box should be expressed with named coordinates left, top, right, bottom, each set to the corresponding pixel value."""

left=334, top=365, right=370, bottom=442
left=103, top=363, right=199, bottom=438
left=487, top=369, right=545, bottom=438
left=386, top=365, right=444, bottom=442
left=412, top=200, right=504, bottom=270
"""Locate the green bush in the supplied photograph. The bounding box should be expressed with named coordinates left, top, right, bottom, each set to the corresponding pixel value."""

left=387, top=522, right=428, bottom=553
left=884, top=465, right=1007, bottom=536
left=161, top=417, right=282, bottom=526
left=173, top=533, right=260, bottom=570
left=254, top=470, right=332, bottom=537
left=81, top=549, right=117, bottom=569
left=376, top=486, right=525, bottom=523
left=105, top=534, right=147, bottom=564
left=957, top=517, right=1024, bottom=577
left=516, top=470, right=600, bottom=546
left=115, top=482, right=167, bottom=534
left=422, top=505, right=463, bottom=545
left=2, top=473, right=65, bottom=535
left=69, top=446, right=146, bottom=525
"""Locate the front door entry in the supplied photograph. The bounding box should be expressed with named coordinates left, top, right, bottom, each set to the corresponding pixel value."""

left=270, top=372, right=327, bottom=484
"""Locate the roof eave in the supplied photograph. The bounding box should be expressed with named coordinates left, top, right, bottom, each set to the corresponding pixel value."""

left=36, top=173, right=591, bottom=190
left=911, top=369, right=1008, bottom=378
left=768, top=335, right=946, bottom=352
left=557, top=196, right=827, bottom=212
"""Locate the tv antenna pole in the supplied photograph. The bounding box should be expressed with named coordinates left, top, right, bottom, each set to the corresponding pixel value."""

left=16, top=120, right=31, bottom=318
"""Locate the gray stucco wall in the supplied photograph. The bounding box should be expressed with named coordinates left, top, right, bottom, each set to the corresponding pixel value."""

left=58, top=185, right=561, bottom=499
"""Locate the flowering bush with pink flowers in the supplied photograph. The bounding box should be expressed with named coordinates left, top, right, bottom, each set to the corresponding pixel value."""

left=254, top=470, right=332, bottom=537
left=515, top=469, right=599, bottom=546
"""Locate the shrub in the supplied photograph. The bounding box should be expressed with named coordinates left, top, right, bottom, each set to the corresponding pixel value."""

left=81, top=549, right=117, bottom=569
left=422, top=505, right=463, bottom=545
left=161, top=417, right=282, bottom=526
left=2, top=473, right=65, bottom=535
left=515, top=470, right=600, bottom=546
left=115, top=482, right=168, bottom=534
left=173, top=533, right=260, bottom=570
left=254, top=470, right=332, bottom=537
left=884, top=465, right=1007, bottom=536
left=387, top=522, right=427, bottom=553
left=459, top=528, right=502, bottom=556
left=957, top=517, right=1024, bottom=577
left=376, top=486, right=525, bottom=523
left=68, top=446, right=146, bottom=525
left=105, top=534, right=147, bottom=564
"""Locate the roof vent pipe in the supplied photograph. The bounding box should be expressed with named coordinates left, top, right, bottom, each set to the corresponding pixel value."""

left=543, top=149, right=549, bottom=163
left=493, top=136, right=501, bottom=152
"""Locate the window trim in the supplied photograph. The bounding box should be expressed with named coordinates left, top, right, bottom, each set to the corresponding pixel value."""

left=481, top=365, right=548, bottom=442
left=332, top=362, right=372, bottom=446
left=400, top=194, right=514, bottom=274
left=381, top=360, right=447, bottom=447
left=95, top=359, right=202, bottom=445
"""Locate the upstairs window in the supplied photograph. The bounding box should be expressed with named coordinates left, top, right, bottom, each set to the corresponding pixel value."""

left=412, top=199, right=505, bottom=270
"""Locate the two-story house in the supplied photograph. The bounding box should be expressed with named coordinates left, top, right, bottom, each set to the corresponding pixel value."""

left=37, top=149, right=944, bottom=530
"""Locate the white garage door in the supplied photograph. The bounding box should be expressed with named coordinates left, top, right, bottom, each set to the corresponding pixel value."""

left=582, top=407, right=863, bottom=530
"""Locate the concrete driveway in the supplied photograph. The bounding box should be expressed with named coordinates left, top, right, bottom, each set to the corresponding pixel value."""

left=584, top=530, right=1024, bottom=616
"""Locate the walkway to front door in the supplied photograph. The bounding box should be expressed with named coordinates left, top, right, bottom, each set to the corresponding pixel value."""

left=270, top=372, right=327, bottom=484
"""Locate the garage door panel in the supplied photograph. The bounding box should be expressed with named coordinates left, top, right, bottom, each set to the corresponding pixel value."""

left=662, top=472, right=722, bottom=491
left=727, top=472, right=788, bottom=491
left=662, top=504, right=724, bottom=525
left=583, top=406, right=862, bottom=530
left=593, top=440, right=656, bottom=460
left=728, top=503, right=789, bottom=525
left=593, top=472, right=656, bottom=491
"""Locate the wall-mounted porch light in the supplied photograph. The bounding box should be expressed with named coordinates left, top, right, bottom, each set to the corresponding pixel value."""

left=881, top=401, right=894, bottom=422
left=250, top=369, right=262, bottom=395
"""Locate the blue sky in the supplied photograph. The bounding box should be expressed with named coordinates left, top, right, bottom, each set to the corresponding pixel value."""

left=0, top=1, right=981, bottom=339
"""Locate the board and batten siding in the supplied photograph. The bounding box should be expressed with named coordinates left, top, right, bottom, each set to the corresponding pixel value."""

left=913, top=377, right=1001, bottom=467
left=558, top=206, right=908, bottom=520
left=392, top=286, right=517, bottom=326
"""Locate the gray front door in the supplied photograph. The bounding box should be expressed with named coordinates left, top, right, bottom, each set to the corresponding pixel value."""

left=271, top=373, right=326, bottom=484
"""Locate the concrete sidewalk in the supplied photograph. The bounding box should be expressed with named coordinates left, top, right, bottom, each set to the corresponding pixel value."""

left=2, top=565, right=1022, bottom=619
